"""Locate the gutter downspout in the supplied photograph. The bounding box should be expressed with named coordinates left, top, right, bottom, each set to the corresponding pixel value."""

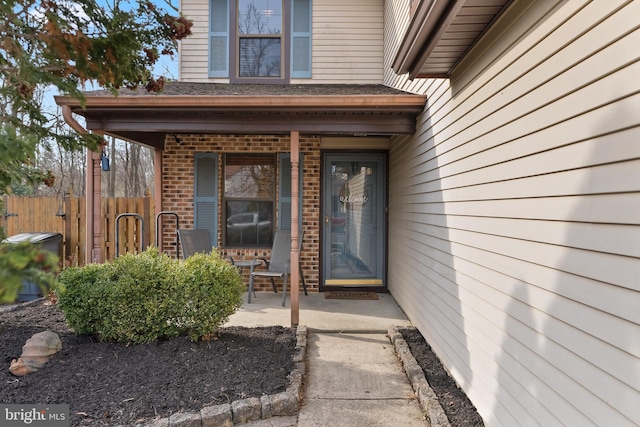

left=61, top=105, right=104, bottom=264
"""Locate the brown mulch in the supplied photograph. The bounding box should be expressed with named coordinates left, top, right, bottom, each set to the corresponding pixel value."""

left=399, top=328, right=485, bottom=427
left=0, top=300, right=296, bottom=426
left=1, top=299, right=484, bottom=427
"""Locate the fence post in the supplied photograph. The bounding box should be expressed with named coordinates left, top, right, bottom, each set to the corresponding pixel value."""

left=1, top=194, right=7, bottom=233
left=3, top=195, right=157, bottom=265
left=143, top=189, right=152, bottom=252
left=64, top=191, right=72, bottom=265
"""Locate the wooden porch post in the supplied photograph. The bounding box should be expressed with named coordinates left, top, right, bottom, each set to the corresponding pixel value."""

left=85, top=148, right=93, bottom=263
left=154, top=148, right=163, bottom=249
left=290, top=131, right=300, bottom=327
left=60, top=105, right=103, bottom=264
left=85, top=143, right=103, bottom=263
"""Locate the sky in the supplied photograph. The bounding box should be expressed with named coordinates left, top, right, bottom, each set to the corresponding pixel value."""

left=91, top=0, right=181, bottom=80
left=43, top=0, right=180, bottom=115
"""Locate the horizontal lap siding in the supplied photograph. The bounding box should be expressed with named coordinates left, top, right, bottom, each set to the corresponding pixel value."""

left=311, top=0, right=384, bottom=83
left=385, top=0, right=640, bottom=426
left=180, top=0, right=210, bottom=81
left=180, top=0, right=384, bottom=84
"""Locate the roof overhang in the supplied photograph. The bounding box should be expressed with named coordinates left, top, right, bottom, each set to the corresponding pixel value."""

left=392, top=0, right=513, bottom=79
left=55, top=83, right=427, bottom=149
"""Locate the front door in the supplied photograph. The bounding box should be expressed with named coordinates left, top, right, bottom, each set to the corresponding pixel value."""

left=321, top=153, right=386, bottom=289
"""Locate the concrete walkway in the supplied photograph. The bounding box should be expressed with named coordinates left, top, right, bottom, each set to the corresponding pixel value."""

left=225, top=292, right=428, bottom=426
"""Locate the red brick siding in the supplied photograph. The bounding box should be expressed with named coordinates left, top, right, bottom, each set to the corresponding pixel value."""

left=160, top=134, right=320, bottom=293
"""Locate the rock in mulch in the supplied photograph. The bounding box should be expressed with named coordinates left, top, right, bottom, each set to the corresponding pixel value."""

left=10, top=330, right=62, bottom=376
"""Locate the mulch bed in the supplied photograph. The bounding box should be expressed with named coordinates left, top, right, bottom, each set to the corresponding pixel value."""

left=399, top=328, right=485, bottom=427
left=0, top=300, right=296, bottom=426
left=1, top=299, right=484, bottom=427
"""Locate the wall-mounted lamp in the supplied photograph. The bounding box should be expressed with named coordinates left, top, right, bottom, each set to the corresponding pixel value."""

left=101, top=151, right=110, bottom=171
left=172, top=134, right=183, bottom=145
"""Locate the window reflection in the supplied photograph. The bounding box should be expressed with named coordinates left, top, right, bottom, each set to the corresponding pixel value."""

left=238, top=0, right=283, bottom=77
left=224, top=154, right=275, bottom=247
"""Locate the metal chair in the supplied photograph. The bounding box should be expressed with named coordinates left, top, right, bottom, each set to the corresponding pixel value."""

left=177, top=229, right=214, bottom=259
left=248, top=230, right=306, bottom=307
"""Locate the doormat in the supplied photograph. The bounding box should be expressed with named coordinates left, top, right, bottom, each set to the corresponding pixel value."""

left=325, top=291, right=379, bottom=300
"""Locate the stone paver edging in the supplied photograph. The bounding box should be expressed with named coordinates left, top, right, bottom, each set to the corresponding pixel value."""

left=2, top=300, right=307, bottom=427
left=0, top=298, right=45, bottom=313
left=140, top=325, right=308, bottom=427
left=388, top=326, right=451, bottom=427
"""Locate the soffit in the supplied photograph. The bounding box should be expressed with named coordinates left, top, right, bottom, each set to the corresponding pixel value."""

left=393, top=0, right=513, bottom=79
left=55, top=83, right=426, bottom=149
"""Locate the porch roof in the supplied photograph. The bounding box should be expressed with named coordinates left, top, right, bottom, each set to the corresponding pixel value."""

left=55, top=82, right=427, bottom=149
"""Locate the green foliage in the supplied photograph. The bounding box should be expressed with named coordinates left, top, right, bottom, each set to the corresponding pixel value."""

left=57, top=247, right=245, bottom=344
left=0, top=0, right=192, bottom=314
left=0, top=241, right=59, bottom=303
left=8, top=181, right=35, bottom=196
left=0, top=0, right=193, bottom=193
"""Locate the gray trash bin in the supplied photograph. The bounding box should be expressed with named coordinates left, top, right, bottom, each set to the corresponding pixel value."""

left=4, top=232, right=63, bottom=302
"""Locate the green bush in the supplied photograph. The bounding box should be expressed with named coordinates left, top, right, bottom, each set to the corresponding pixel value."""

left=57, top=247, right=244, bottom=344
left=0, top=241, right=59, bottom=303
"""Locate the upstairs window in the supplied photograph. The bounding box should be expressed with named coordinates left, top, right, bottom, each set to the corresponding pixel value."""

left=238, top=0, right=283, bottom=77
left=209, top=0, right=312, bottom=81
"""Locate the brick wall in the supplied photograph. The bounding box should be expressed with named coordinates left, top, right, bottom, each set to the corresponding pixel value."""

left=161, top=134, right=320, bottom=293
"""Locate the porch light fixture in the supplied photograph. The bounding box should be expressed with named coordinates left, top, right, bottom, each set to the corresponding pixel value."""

left=101, top=151, right=110, bottom=171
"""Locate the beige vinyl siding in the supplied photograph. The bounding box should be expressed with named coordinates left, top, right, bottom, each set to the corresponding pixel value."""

left=308, top=0, right=384, bottom=83
left=383, top=0, right=416, bottom=90
left=180, top=0, right=384, bottom=84
left=179, top=0, right=211, bottom=81
left=385, top=0, right=640, bottom=426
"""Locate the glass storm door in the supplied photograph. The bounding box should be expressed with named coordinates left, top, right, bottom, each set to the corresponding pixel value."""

left=322, top=153, right=386, bottom=288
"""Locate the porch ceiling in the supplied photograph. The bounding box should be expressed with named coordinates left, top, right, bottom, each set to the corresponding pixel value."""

left=55, top=83, right=427, bottom=149
left=392, top=0, right=514, bottom=79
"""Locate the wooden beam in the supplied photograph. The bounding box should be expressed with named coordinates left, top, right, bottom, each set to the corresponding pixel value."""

left=85, top=148, right=93, bottom=264
left=290, top=130, right=300, bottom=327
left=92, top=135, right=105, bottom=263
left=57, top=93, right=426, bottom=110
left=86, top=144, right=104, bottom=263
left=154, top=147, right=163, bottom=249
left=85, top=113, right=420, bottom=136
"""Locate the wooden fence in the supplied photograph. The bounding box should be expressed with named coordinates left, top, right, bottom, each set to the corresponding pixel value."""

left=2, top=195, right=156, bottom=266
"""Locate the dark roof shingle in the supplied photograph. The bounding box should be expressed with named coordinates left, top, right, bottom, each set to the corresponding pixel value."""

left=84, top=82, right=419, bottom=97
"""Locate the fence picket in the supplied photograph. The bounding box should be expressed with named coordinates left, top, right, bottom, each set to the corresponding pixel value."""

left=1, top=195, right=155, bottom=265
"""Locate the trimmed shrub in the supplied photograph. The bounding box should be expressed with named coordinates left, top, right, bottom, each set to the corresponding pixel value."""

left=57, top=247, right=244, bottom=344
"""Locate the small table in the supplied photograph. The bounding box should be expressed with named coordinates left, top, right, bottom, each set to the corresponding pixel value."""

left=230, top=258, right=307, bottom=297
left=231, top=258, right=266, bottom=271
left=230, top=259, right=269, bottom=295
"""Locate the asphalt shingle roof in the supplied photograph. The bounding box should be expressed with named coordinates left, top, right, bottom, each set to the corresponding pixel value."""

left=83, top=81, right=419, bottom=98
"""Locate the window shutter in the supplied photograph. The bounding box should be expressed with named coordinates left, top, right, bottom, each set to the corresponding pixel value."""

left=279, top=153, right=303, bottom=230
left=291, top=0, right=311, bottom=78
left=194, top=154, right=219, bottom=246
left=209, top=0, right=229, bottom=77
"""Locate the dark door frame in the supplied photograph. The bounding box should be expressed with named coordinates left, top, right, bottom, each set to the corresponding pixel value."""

left=319, top=150, right=389, bottom=292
